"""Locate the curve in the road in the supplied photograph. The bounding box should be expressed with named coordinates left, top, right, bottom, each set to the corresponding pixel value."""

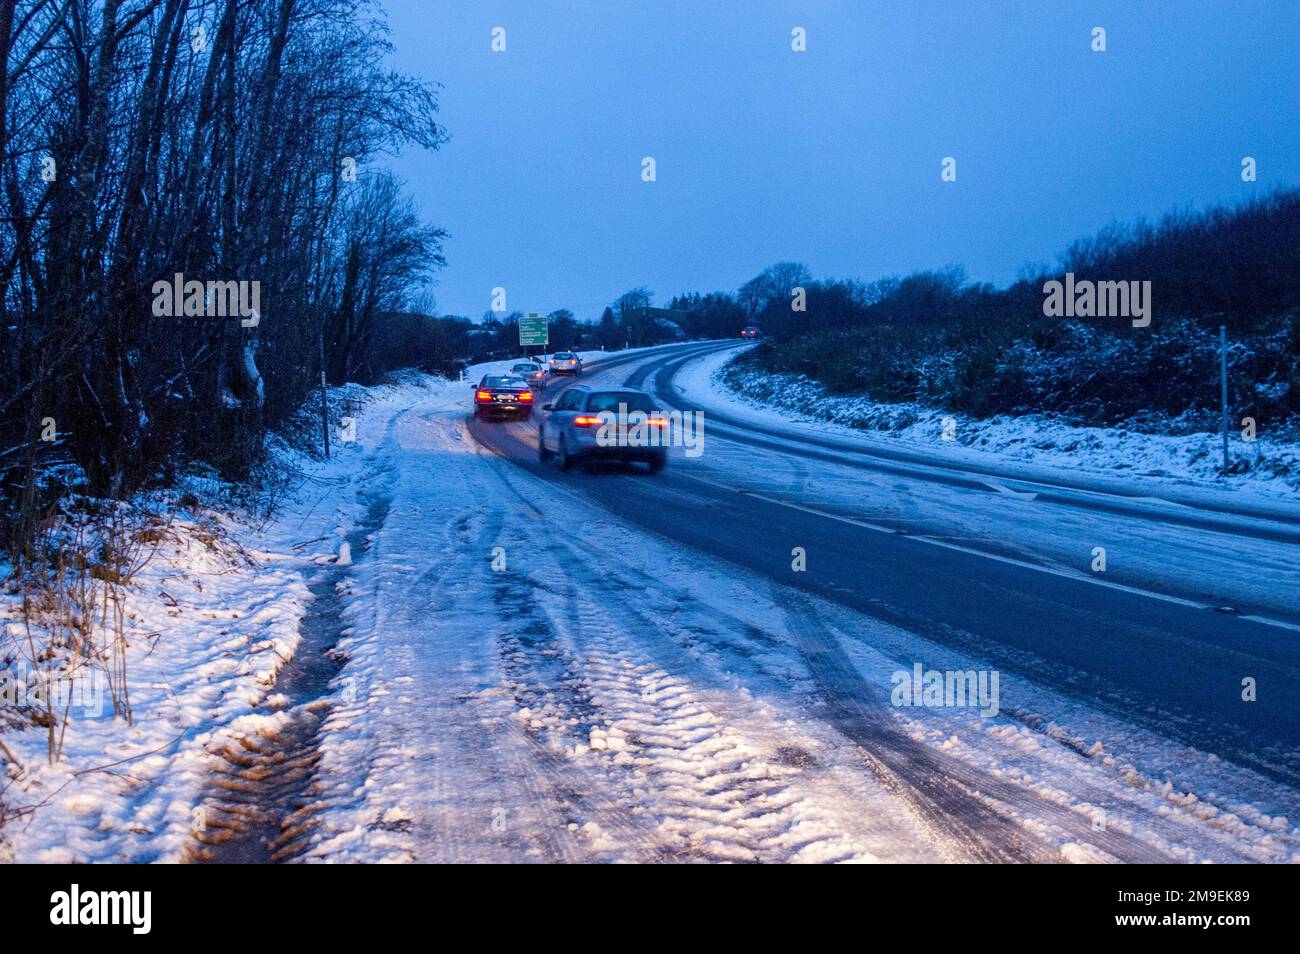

left=639, top=347, right=1300, bottom=546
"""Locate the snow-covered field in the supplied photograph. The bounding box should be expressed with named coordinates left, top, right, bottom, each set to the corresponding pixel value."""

left=694, top=345, right=1300, bottom=498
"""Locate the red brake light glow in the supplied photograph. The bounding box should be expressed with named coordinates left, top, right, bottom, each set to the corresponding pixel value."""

left=519, top=391, right=533, bottom=401
left=475, top=390, right=492, bottom=401
left=573, top=415, right=602, bottom=427
left=647, top=417, right=669, bottom=427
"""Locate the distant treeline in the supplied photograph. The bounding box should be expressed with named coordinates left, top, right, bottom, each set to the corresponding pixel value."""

left=372, top=190, right=1300, bottom=440
left=737, top=190, right=1300, bottom=434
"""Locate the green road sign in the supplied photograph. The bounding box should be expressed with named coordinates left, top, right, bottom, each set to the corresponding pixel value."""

left=519, top=312, right=548, bottom=347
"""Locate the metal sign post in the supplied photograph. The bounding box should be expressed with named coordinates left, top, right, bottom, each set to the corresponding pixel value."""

left=319, top=332, right=330, bottom=459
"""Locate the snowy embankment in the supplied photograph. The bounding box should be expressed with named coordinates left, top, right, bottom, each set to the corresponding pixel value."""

left=0, top=497, right=312, bottom=863
left=687, top=345, right=1300, bottom=498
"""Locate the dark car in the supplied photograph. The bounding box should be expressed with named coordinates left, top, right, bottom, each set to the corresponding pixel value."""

left=538, top=386, right=667, bottom=472
left=740, top=326, right=762, bottom=339
left=473, top=375, right=534, bottom=419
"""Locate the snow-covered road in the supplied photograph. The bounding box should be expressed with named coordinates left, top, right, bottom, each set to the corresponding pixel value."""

left=249, top=342, right=1298, bottom=863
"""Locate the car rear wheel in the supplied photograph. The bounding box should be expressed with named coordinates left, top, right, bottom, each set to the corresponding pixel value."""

left=537, top=429, right=550, bottom=462
left=557, top=435, right=573, bottom=472
left=647, top=454, right=666, bottom=474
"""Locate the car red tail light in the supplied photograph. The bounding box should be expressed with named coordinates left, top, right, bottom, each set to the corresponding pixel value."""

left=475, top=390, right=493, bottom=401
left=647, top=417, right=669, bottom=427
left=573, top=415, right=602, bottom=427
left=519, top=391, right=534, bottom=402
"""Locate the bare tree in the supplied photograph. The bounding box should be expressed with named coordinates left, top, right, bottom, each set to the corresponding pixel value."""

left=1, top=0, right=447, bottom=557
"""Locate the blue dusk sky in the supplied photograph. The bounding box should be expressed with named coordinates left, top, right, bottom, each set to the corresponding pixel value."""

left=378, top=0, right=1300, bottom=319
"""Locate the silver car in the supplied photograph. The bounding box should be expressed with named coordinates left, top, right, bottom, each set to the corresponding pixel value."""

left=548, top=352, right=583, bottom=376
left=538, top=387, right=668, bottom=472
left=509, top=361, right=548, bottom=387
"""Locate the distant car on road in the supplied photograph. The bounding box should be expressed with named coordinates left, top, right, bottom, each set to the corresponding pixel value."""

left=473, top=375, right=534, bottom=419
left=740, top=326, right=762, bottom=339
left=510, top=362, right=548, bottom=387
left=538, top=386, right=667, bottom=473
left=549, top=352, right=583, bottom=376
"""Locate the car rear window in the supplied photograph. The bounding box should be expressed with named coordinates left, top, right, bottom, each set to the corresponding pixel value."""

left=482, top=376, right=524, bottom=388
left=584, top=392, right=656, bottom=414
left=555, top=353, right=576, bottom=359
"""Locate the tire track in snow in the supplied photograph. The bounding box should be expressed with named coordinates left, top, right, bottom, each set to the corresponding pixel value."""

left=477, top=451, right=895, bottom=861
left=488, top=571, right=673, bottom=860
left=467, top=433, right=689, bottom=859
left=775, top=589, right=1172, bottom=863
left=303, top=406, right=581, bottom=862
left=553, top=587, right=855, bottom=861
left=301, top=407, right=640, bottom=861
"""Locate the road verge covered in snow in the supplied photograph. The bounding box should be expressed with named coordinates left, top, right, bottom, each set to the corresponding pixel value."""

left=0, top=368, right=459, bottom=862
left=0, top=492, right=311, bottom=862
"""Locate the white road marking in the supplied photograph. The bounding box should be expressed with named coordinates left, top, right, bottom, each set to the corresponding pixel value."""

left=676, top=472, right=1300, bottom=634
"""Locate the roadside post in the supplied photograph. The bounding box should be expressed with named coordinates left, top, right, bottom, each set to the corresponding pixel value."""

left=1219, top=325, right=1229, bottom=472
left=319, top=331, right=330, bottom=459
